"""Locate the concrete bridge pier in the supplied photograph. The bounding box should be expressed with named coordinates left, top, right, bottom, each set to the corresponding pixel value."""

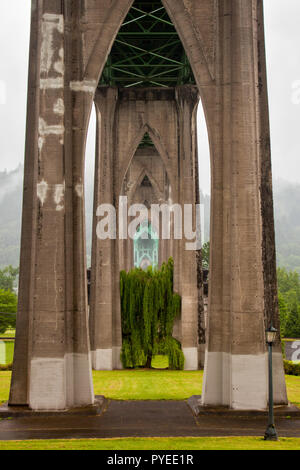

left=8, top=0, right=288, bottom=411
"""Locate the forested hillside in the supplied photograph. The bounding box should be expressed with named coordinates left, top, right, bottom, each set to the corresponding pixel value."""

left=0, top=166, right=23, bottom=268
left=0, top=166, right=300, bottom=273
left=274, top=180, right=300, bottom=273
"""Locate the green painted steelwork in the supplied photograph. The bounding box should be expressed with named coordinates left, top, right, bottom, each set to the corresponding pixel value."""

left=138, top=132, right=154, bottom=149
left=134, top=222, right=159, bottom=270
left=100, top=0, right=195, bottom=89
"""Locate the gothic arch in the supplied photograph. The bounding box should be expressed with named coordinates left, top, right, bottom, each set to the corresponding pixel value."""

left=127, top=167, right=165, bottom=206
left=118, top=125, right=177, bottom=197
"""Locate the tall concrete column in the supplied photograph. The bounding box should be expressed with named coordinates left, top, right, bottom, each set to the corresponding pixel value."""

left=257, top=0, right=287, bottom=404
left=11, top=0, right=287, bottom=410
left=90, top=87, right=122, bottom=370
left=9, top=1, right=94, bottom=410
left=175, top=86, right=200, bottom=370
left=201, top=0, right=287, bottom=409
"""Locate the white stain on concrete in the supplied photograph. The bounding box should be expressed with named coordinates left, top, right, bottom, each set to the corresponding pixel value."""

left=39, top=118, right=64, bottom=136
left=53, top=98, right=65, bottom=115
left=54, top=48, right=64, bottom=76
left=75, top=184, right=84, bottom=198
left=92, top=347, right=123, bottom=371
left=66, top=353, right=95, bottom=407
left=29, top=357, right=66, bottom=410
left=29, top=354, right=94, bottom=410
left=40, top=77, right=64, bottom=90
left=54, top=182, right=65, bottom=211
left=70, top=80, right=97, bottom=94
left=39, top=118, right=65, bottom=151
left=183, top=347, right=198, bottom=371
left=37, top=179, right=49, bottom=206
left=40, top=14, right=64, bottom=75
left=38, top=137, right=44, bottom=153
left=92, top=349, right=113, bottom=371
left=202, top=352, right=269, bottom=410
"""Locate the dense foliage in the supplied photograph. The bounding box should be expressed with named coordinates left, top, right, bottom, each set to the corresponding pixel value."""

left=201, top=242, right=210, bottom=270
left=277, top=267, right=300, bottom=338
left=284, top=360, right=300, bottom=376
left=0, top=266, right=18, bottom=334
left=0, top=167, right=23, bottom=269
left=274, top=181, right=300, bottom=273
left=0, top=289, right=17, bottom=334
left=120, top=258, right=184, bottom=370
left=0, top=266, right=19, bottom=292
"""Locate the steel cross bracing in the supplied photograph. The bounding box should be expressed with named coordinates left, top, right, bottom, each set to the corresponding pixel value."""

left=100, top=0, right=196, bottom=89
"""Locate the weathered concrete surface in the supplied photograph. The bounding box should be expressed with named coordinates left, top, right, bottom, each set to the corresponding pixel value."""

left=0, top=396, right=106, bottom=419
left=188, top=396, right=300, bottom=417
left=9, top=0, right=133, bottom=410
left=10, top=0, right=287, bottom=410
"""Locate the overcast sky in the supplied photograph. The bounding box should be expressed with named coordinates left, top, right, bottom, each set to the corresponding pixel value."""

left=0, top=1, right=299, bottom=196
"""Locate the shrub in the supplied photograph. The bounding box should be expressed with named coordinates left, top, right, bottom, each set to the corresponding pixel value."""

left=0, top=363, right=12, bottom=371
left=0, top=289, right=17, bottom=334
left=284, top=360, right=300, bottom=376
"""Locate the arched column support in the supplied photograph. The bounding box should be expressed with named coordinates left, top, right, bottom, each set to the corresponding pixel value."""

left=10, top=0, right=287, bottom=410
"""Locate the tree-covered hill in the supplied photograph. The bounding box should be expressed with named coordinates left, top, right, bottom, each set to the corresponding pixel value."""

left=0, top=165, right=23, bottom=268
left=0, top=166, right=300, bottom=274
left=274, top=180, right=300, bottom=273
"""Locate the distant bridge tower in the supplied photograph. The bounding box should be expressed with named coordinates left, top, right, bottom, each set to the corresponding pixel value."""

left=9, top=0, right=287, bottom=411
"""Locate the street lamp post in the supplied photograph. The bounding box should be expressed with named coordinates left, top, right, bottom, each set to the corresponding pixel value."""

left=264, top=326, right=278, bottom=441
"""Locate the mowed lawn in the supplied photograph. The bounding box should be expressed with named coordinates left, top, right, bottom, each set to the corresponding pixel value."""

left=1, top=369, right=300, bottom=404
left=0, top=371, right=300, bottom=450
left=93, top=369, right=203, bottom=400
left=0, top=437, right=300, bottom=451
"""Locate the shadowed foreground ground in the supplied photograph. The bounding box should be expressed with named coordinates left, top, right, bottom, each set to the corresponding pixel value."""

left=0, top=370, right=299, bottom=450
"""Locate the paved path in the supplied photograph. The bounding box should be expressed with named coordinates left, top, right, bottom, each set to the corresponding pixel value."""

left=0, top=400, right=299, bottom=441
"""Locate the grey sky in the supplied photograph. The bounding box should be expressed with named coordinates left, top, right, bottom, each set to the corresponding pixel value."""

left=0, top=1, right=299, bottom=196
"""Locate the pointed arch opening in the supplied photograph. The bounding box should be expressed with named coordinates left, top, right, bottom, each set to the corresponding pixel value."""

left=88, top=0, right=213, bottom=377
left=99, top=1, right=196, bottom=89
left=121, top=131, right=171, bottom=272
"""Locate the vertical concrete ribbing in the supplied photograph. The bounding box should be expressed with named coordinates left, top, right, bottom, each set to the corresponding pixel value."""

left=91, top=87, right=200, bottom=370
left=9, top=0, right=41, bottom=406
left=90, top=88, right=119, bottom=370
left=202, top=0, right=287, bottom=409
left=176, top=87, right=200, bottom=370
left=10, top=0, right=287, bottom=410
left=256, top=0, right=287, bottom=404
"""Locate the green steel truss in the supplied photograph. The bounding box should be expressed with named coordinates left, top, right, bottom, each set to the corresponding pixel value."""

left=100, top=0, right=196, bottom=89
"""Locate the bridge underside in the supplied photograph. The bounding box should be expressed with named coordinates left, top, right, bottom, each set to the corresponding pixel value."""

left=9, top=0, right=287, bottom=411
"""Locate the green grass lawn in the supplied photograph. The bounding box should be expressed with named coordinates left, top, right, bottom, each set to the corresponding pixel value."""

left=0, top=370, right=203, bottom=404
left=1, top=369, right=299, bottom=404
left=92, top=369, right=202, bottom=400
left=285, top=375, right=300, bottom=407
left=0, top=370, right=299, bottom=450
left=0, top=341, right=14, bottom=365
left=0, top=437, right=299, bottom=451
left=0, top=371, right=11, bottom=403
